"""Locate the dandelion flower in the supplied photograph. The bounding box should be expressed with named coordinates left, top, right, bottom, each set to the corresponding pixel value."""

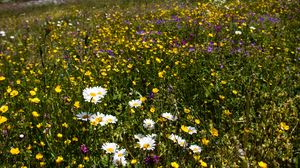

left=102, top=143, right=119, bottom=154
left=189, top=144, right=202, bottom=153
left=55, top=85, right=62, bottom=93
left=128, top=99, right=142, bottom=108
left=143, top=119, right=155, bottom=130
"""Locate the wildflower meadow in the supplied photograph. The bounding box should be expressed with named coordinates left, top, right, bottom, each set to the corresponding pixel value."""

left=0, top=0, right=299, bottom=167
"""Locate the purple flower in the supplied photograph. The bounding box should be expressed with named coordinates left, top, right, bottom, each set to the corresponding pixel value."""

left=80, top=144, right=89, bottom=154
left=144, top=155, right=160, bottom=165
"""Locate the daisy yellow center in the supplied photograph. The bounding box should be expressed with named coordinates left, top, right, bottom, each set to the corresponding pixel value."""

left=118, top=153, right=123, bottom=157
left=107, top=118, right=113, bottom=123
left=95, top=117, right=102, bottom=122
left=143, top=143, right=150, bottom=149
left=90, top=92, right=97, bottom=97
left=82, top=115, right=90, bottom=119
left=107, top=148, right=114, bottom=153
left=133, top=102, right=139, bottom=106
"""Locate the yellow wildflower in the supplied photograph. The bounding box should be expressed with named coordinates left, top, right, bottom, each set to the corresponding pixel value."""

left=10, top=147, right=20, bottom=155
left=202, top=138, right=209, bottom=146
left=55, top=85, right=62, bottom=93
left=280, top=122, right=289, bottom=131
left=210, top=128, right=219, bottom=137
left=32, top=111, right=40, bottom=118
left=56, top=156, right=64, bottom=163
left=0, top=105, right=8, bottom=113
left=0, top=116, right=8, bottom=124
left=200, top=160, right=207, bottom=167
left=258, top=161, right=267, bottom=168
left=29, top=97, right=40, bottom=103
left=74, top=101, right=80, bottom=108
left=10, top=90, right=18, bottom=97
left=150, top=106, right=155, bottom=113
left=131, top=159, right=137, bottom=164
left=171, top=162, right=179, bottom=168
left=152, top=88, right=159, bottom=93
left=36, top=153, right=43, bottom=160
left=0, top=76, right=5, bottom=81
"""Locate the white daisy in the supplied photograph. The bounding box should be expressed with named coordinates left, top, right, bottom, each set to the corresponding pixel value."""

left=143, top=119, right=155, bottom=130
left=90, top=112, right=106, bottom=126
left=102, top=142, right=119, bottom=154
left=187, top=126, right=197, bottom=135
left=189, top=144, right=202, bottom=153
left=161, top=112, right=177, bottom=121
left=137, top=136, right=156, bottom=151
left=168, top=134, right=188, bottom=147
left=177, top=137, right=188, bottom=147
left=76, top=112, right=93, bottom=121
left=103, top=115, right=118, bottom=124
left=128, top=99, right=142, bottom=108
left=0, top=31, right=5, bottom=37
left=235, top=30, right=242, bottom=35
left=113, top=149, right=127, bottom=166
left=82, top=86, right=107, bottom=104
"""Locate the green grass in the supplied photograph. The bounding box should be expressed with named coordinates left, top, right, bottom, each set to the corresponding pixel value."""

left=0, top=0, right=299, bottom=167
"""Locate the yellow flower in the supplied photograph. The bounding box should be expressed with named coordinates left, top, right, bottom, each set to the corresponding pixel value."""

left=219, top=95, right=225, bottom=100
left=83, top=156, right=89, bottom=161
left=29, top=97, right=40, bottom=103
left=85, top=71, right=92, bottom=76
left=10, top=90, right=19, bottom=97
left=40, top=162, right=46, bottom=166
left=202, top=138, right=209, bottom=146
left=78, top=164, right=84, bottom=168
left=57, top=133, right=63, bottom=138
left=21, top=166, right=27, bottom=168
left=158, top=71, right=165, bottom=78
left=171, top=162, right=179, bottom=168
left=195, top=119, right=201, bottom=124
left=0, top=116, right=8, bottom=124
left=0, top=105, right=8, bottom=113
left=232, top=90, right=238, bottom=95
left=56, top=156, right=64, bottom=163
left=220, top=80, right=227, bottom=85
left=72, top=137, right=78, bottom=141
left=32, top=111, right=40, bottom=118
left=258, top=161, right=267, bottom=168
left=16, top=80, right=21, bottom=85
left=184, top=108, right=190, bottom=113
left=55, top=85, right=62, bottom=93
left=210, top=128, right=219, bottom=137
left=0, top=76, right=5, bottom=81
left=200, top=160, right=207, bottom=167
left=10, top=147, right=20, bottom=155
left=30, top=90, right=36, bottom=96
left=223, top=109, right=232, bottom=116
left=74, top=101, right=80, bottom=108
left=36, top=153, right=43, bottom=160
left=140, top=97, right=147, bottom=102
left=150, top=106, right=155, bottom=113
left=181, top=125, right=189, bottom=133
left=152, top=88, right=159, bottom=93
left=280, top=122, right=289, bottom=131
left=131, top=159, right=137, bottom=164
